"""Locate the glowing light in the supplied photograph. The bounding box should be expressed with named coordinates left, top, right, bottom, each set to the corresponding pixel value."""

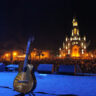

left=70, top=37, right=72, bottom=41
left=73, top=22, right=78, bottom=26
left=66, top=46, right=68, bottom=49
left=17, top=54, right=26, bottom=58
left=13, top=52, right=17, bottom=56
left=71, top=45, right=80, bottom=57
left=31, top=50, right=50, bottom=59
left=81, top=43, right=84, bottom=47
left=77, top=30, right=79, bottom=35
left=59, top=48, right=61, bottom=50
left=82, top=49, right=84, bottom=54
left=84, top=45, right=86, bottom=49
left=72, top=42, right=75, bottom=45
left=5, top=53, right=10, bottom=57
left=68, top=43, right=70, bottom=47
left=76, top=42, right=78, bottom=44
left=73, top=19, right=78, bottom=27
left=84, top=36, right=86, bottom=41
left=72, top=31, right=74, bottom=36
left=68, top=50, right=70, bottom=54
left=66, top=37, right=68, bottom=41
left=3, top=53, right=11, bottom=61
left=74, top=28, right=77, bottom=35
left=59, top=54, right=61, bottom=57
left=91, top=54, right=93, bottom=58
left=85, top=53, right=88, bottom=57
left=63, top=42, right=65, bottom=48
left=74, top=37, right=78, bottom=40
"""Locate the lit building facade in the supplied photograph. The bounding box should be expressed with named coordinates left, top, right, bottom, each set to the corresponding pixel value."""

left=31, top=49, right=51, bottom=60
left=59, top=17, right=87, bottom=58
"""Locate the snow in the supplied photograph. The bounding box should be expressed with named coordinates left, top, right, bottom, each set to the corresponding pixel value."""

left=0, top=72, right=96, bottom=96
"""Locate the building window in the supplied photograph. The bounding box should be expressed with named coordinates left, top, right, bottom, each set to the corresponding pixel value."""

left=72, top=31, right=74, bottom=36
left=76, top=42, right=78, bottom=44
left=84, top=36, right=86, bottom=41
left=77, top=30, right=79, bottom=35
left=66, top=37, right=68, bottom=41
left=74, top=37, right=78, bottom=40
left=82, top=49, right=84, bottom=54
left=68, top=50, right=70, bottom=54
left=79, top=37, right=81, bottom=41
left=72, top=42, right=75, bottom=45
left=81, top=43, right=84, bottom=47
left=59, top=48, right=61, bottom=50
left=74, top=28, right=77, bottom=35
left=70, top=37, right=72, bottom=41
left=68, top=43, right=70, bottom=46
left=66, top=46, right=68, bottom=49
left=84, top=45, right=86, bottom=49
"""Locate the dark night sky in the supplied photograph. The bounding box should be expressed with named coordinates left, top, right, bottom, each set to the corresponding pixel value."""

left=0, top=0, right=96, bottom=51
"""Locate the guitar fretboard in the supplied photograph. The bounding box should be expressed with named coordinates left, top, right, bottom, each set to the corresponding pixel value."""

left=23, top=39, right=31, bottom=72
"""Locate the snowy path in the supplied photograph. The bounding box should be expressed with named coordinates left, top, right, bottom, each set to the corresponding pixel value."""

left=0, top=72, right=96, bottom=96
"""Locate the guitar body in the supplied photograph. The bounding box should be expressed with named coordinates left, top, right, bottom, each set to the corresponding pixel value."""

left=13, top=37, right=36, bottom=94
left=13, top=65, right=36, bottom=94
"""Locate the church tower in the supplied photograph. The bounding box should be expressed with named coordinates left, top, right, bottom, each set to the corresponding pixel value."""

left=59, top=17, right=87, bottom=58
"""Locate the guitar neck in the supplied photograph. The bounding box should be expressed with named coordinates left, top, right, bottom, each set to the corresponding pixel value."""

left=23, top=39, right=31, bottom=72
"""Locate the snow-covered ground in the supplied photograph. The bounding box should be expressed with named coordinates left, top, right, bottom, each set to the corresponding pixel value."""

left=0, top=72, right=96, bottom=96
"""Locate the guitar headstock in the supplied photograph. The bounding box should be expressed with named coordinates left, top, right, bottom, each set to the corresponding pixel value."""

left=29, top=36, right=35, bottom=42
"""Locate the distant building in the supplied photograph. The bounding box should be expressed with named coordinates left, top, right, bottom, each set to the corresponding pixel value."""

left=59, top=17, right=87, bottom=58
left=31, top=49, right=51, bottom=59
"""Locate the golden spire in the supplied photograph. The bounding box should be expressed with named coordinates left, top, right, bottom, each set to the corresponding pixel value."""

left=72, top=17, right=78, bottom=27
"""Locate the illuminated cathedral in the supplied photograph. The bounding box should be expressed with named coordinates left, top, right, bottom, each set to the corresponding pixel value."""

left=59, top=17, right=87, bottom=58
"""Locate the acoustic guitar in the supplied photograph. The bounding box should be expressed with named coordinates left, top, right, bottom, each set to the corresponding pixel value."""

left=13, top=37, right=36, bottom=94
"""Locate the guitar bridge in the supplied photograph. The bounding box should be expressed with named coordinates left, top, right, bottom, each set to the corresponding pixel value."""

left=18, top=80, right=29, bottom=83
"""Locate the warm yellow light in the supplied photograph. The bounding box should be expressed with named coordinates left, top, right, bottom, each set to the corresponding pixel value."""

left=68, top=50, right=70, bottom=54
left=77, top=30, right=79, bottom=35
left=74, top=28, right=77, bottom=34
left=81, top=49, right=84, bottom=54
left=59, top=48, right=61, bottom=50
left=63, top=54, right=66, bottom=57
left=68, top=43, right=70, bottom=47
left=3, top=53, right=11, bottom=61
left=70, top=37, right=72, bottom=41
left=72, top=53, right=80, bottom=57
left=72, top=31, right=74, bottom=36
left=71, top=45, right=80, bottom=57
left=17, top=54, right=26, bottom=58
left=81, top=43, right=84, bottom=47
left=72, top=42, right=75, bottom=45
left=84, top=36, right=86, bottom=41
left=79, top=37, right=81, bottom=41
left=66, top=37, right=68, bottom=41
left=76, top=42, right=78, bottom=44
left=13, top=52, right=17, bottom=56
left=85, top=53, right=88, bottom=57
left=91, top=54, right=94, bottom=58
left=5, top=53, right=10, bottom=57
left=84, top=45, right=86, bottom=49
left=73, top=18, right=78, bottom=27
left=73, top=22, right=78, bottom=26
left=66, top=46, right=68, bottom=49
